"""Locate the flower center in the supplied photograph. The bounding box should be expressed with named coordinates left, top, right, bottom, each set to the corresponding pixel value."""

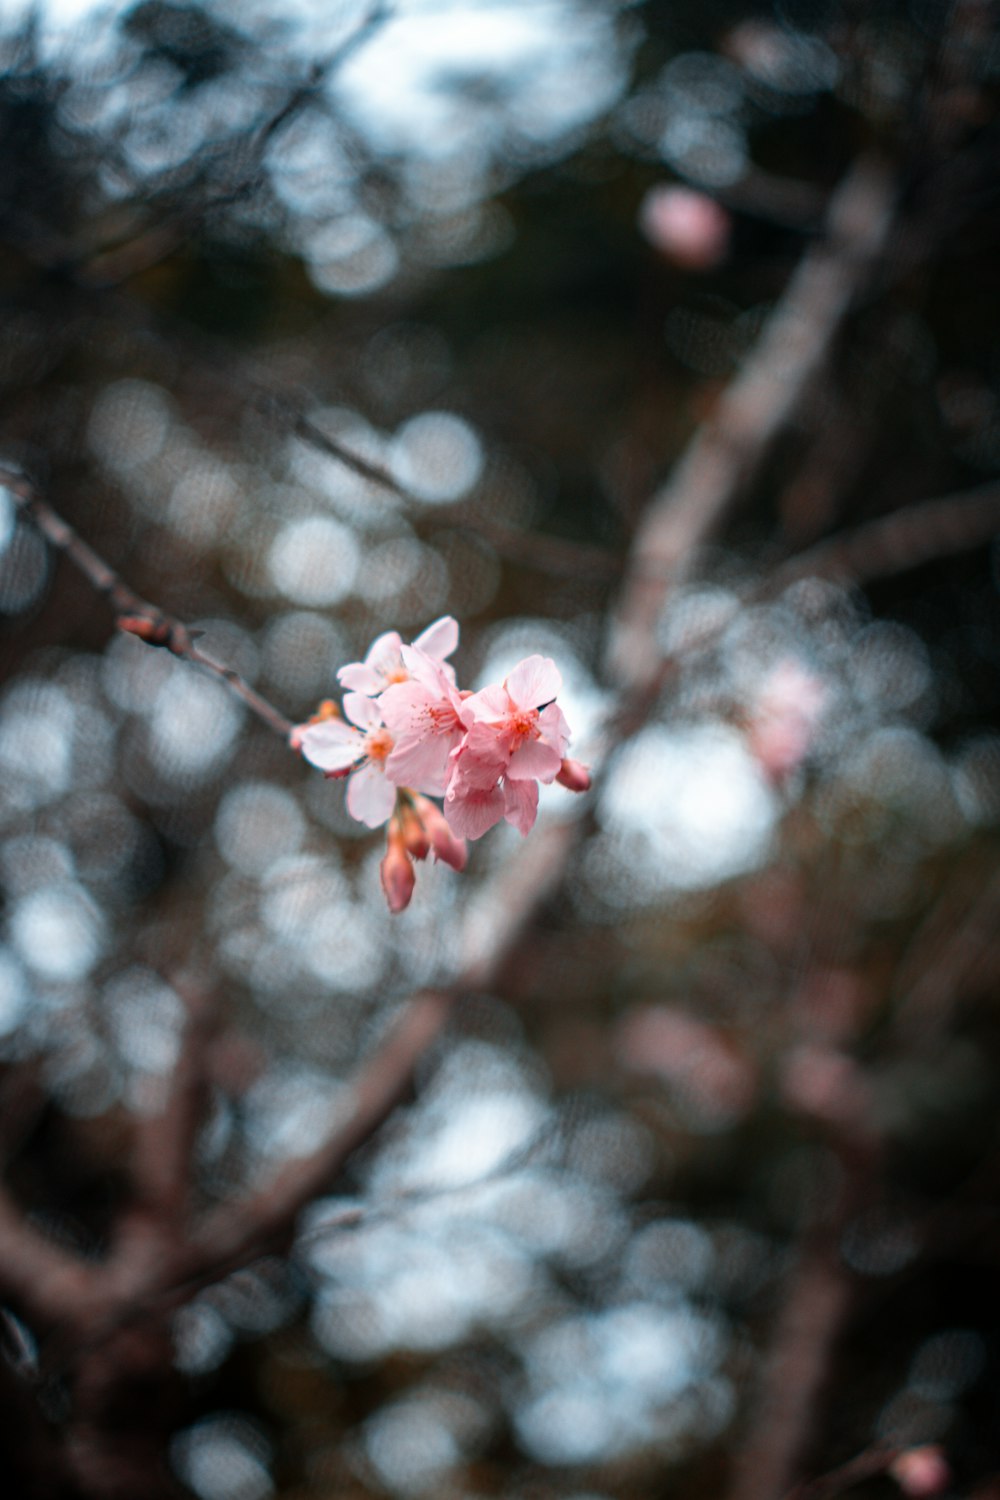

left=510, top=708, right=538, bottom=745
left=365, top=728, right=395, bottom=763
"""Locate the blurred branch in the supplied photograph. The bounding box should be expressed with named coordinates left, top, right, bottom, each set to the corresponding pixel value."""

left=56, top=821, right=578, bottom=1352
left=773, top=478, right=1000, bottom=590
left=609, top=154, right=898, bottom=694
left=120, top=978, right=217, bottom=1246
left=727, top=1213, right=857, bottom=1500
left=784, top=1444, right=901, bottom=1500
left=0, top=1184, right=98, bottom=1331
left=0, top=463, right=294, bottom=739
left=890, top=864, right=1000, bottom=1048
left=73, top=3, right=394, bottom=292
left=82, top=283, right=423, bottom=504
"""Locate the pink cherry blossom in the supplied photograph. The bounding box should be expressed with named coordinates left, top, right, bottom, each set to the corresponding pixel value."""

left=443, top=748, right=543, bottom=841
left=337, top=616, right=459, bottom=697
left=380, top=644, right=467, bottom=795
left=294, top=692, right=397, bottom=827
left=459, top=655, right=569, bottom=782
left=444, top=656, right=570, bottom=839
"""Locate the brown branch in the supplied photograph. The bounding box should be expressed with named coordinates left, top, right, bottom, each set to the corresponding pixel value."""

left=121, top=978, right=217, bottom=1244
left=727, top=1220, right=857, bottom=1500
left=0, top=1184, right=98, bottom=1332
left=609, top=154, right=898, bottom=694
left=784, top=1444, right=901, bottom=1500
left=0, top=464, right=294, bottom=740
left=74, top=4, right=394, bottom=292
left=772, top=478, right=1000, bottom=591
left=46, top=823, right=578, bottom=1359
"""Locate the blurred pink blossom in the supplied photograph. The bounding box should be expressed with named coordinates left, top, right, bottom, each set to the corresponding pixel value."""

left=747, top=657, right=828, bottom=781
left=890, top=1447, right=951, bottom=1498
left=639, top=185, right=731, bottom=270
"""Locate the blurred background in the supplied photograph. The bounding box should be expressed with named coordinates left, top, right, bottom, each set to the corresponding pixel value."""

left=2, top=1, right=1000, bottom=1497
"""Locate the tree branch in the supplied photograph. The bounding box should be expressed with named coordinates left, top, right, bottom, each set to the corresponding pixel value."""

left=0, top=464, right=294, bottom=739
left=608, top=154, right=898, bottom=694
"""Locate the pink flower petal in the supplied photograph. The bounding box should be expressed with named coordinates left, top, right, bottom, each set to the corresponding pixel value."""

left=343, top=692, right=384, bottom=730
left=338, top=632, right=404, bottom=695
left=347, top=762, right=397, bottom=827
left=399, top=643, right=459, bottom=695
left=337, top=663, right=383, bottom=695
left=365, top=630, right=404, bottom=674
left=503, top=777, right=538, bottom=835
left=461, top=682, right=510, bottom=725
left=538, top=701, right=571, bottom=757
left=385, top=733, right=454, bottom=795
left=505, top=655, right=561, bottom=709
left=444, top=782, right=506, bottom=840
left=298, top=719, right=364, bottom=773
left=448, top=723, right=509, bottom=790
left=413, top=615, right=458, bottom=661
left=506, top=737, right=562, bottom=782
left=378, top=680, right=433, bottom=735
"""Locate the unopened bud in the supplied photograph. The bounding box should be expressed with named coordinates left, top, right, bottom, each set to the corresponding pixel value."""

left=117, top=614, right=171, bottom=646
left=556, top=757, right=591, bottom=793
left=413, top=794, right=467, bottom=871
left=890, top=1448, right=951, bottom=1499
left=639, top=185, right=730, bottom=271
left=394, top=800, right=428, bottom=860
left=380, top=827, right=415, bottom=914
left=290, top=699, right=341, bottom=750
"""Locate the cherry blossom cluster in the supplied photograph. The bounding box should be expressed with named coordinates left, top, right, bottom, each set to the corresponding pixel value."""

left=291, top=617, right=590, bottom=912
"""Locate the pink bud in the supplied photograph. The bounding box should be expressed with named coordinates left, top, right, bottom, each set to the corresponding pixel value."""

left=889, top=1447, right=951, bottom=1498
left=413, top=794, right=468, bottom=872
left=290, top=699, right=341, bottom=751
left=556, top=757, right=591, bottom=793
left=639, top=186, right=731, bottom=271
left=398, top=800, right=431, bottom=861
left=380, top=827, right=415, bottom=914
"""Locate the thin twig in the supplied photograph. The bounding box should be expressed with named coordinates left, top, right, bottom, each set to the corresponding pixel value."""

left=0, top=463, right=294, bottom=739
left=0, top=1184, right=99, bottom=1331
left=784, top=1444, right=900, bottom=1500
left=121, top=978, right=217, bottom=1244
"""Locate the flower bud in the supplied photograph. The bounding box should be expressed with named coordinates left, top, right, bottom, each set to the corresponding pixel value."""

left=413, top=794, right=468, bottom=871
left=380, top=826, right=415, bottom=913
left=397, top=799, right=431, bottom=861
left=889, top=1448, right=951, bottom=1499
left=117, top=613, right=171, bottom=646
left=556, top=757, right=591, bottom=793
left=290, top=699, right=341, bottom=751
left=639, top=185, right=730, bottom=271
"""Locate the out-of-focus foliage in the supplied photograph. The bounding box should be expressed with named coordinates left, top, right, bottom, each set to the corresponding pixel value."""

left=3, top=2, right=1000, bottom=1498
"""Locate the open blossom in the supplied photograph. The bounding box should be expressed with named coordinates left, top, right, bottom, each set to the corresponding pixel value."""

left=338, top=616, right=458, bottom=697
left=380, top=644, right=467, bottom=795
left=295, top=691, right=396, bottom=827
left=444, top=655, right=570, bottom=840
